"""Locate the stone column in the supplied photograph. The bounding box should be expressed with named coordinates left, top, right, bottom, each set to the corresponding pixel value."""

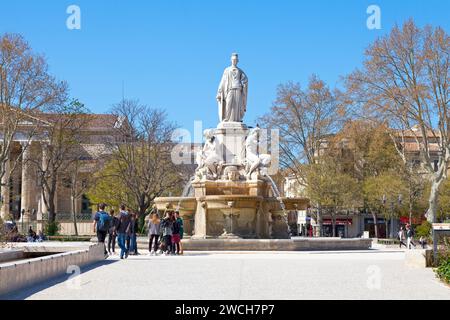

left=1, top=152, right=11, bottom=220
left=38, top=143, right=48, bottom=221
left=20, top=142, right=32, bottom=223
left=192, top=200, right=207, bottom=239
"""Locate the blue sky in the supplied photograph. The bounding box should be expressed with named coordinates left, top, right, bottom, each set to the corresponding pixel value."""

left=0, top=0, right=449, bottom=136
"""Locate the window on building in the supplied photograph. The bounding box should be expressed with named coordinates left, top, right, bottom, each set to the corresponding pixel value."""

left=81, top=194, right=92, bottom=214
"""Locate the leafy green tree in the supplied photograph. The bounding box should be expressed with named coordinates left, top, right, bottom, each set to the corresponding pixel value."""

left=363, top=173, right=408, bottom=237
left=438, top=179, right=450, bottom=222
left=306, top=155, right=360, bottom=237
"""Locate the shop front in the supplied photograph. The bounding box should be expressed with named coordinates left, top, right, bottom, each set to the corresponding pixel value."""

left=364, top=218, right=387, bottom=238
left=322, top=218, right=353, bottom=238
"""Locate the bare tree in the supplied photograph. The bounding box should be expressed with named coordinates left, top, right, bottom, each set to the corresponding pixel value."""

left=0, top=33, right=66, bottom=219
left=107, top=99, right=185, bottom=220
left=259, top=75, right=345, bottom=186
left=345, top=20, right=449, bottom=223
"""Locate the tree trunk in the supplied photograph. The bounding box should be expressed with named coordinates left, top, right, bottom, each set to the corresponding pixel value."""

left=371, top=210, right=378, bottom=238
left=47, top=178, right=58, bottom=223
left=48, top=191, right=56, bottom=223
left=426, top=178, right=443, bottom=224
left=71, top=195, right=78, bottom=236
left=316, top=207, right=322, bottom=237
left=138, top=206, right=147, bottom=234
left=331, top=214, right=336, bottom=237
left=426, top=160, right=447, bottom=223
left=409, top=193, right=413, bottom=226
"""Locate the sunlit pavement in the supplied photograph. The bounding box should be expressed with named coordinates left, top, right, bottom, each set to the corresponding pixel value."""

left=4, top=249, right=450, bottom=300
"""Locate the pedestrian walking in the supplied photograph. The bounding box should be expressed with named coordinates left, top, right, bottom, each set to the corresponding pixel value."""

left=406, top=224, right=416, bottom=249
left=116, top=204, right=131, bottom=259
left=398, top=226, right=407, bottom=248
left=93, top=203, right=112, bottom=258
left=107, top=209, right=119, bottom=255
left=148, top=212, right=161, bottom=255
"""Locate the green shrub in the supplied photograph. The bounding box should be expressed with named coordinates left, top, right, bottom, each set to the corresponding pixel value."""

left=415, top=221, right=432, bottom=238
left=434, top=237, right=450, bottom=284
left=47, top=235, right=91, bottom=242
left=436, top=258, right=450, bottom=284
left=44, top=221, right=60, bottom=236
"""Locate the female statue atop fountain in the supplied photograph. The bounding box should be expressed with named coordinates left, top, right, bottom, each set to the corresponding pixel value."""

left=195, top=129, right=223, bottom=179
left=216, top=53, right=248, bottom=122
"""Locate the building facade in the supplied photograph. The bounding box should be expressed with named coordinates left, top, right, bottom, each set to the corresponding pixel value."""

left=0, top=113, right=122, bottom=234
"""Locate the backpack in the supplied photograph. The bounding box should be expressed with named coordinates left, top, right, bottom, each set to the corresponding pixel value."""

left=97, top=211, right=112, bottom=232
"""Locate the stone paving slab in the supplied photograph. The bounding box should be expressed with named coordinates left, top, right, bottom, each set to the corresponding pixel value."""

left=3, top=249, right=449, bottom=300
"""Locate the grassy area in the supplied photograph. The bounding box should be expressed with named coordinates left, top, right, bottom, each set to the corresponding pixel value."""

left=47, top=235, right=92, bottom=242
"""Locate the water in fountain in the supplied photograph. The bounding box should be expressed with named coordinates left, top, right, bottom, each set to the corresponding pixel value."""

left=264, top=174, right=291, bottom=237
left=175, top=176, right=195, bottom=211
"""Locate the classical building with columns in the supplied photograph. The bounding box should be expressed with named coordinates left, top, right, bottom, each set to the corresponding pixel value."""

left=0, top=113, right=123, bottom=233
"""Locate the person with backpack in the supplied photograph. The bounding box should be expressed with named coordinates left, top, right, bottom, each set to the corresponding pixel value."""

left=116, top=204, right=131, bottom=259
left=160, top=211, right=174, bottom=256
left=107, top=209, right=120, bottom=255
left=93, top=203, right=112, bottom=257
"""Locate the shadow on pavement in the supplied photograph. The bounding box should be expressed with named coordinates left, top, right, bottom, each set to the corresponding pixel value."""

left=1, top=259, right=118, bottom=300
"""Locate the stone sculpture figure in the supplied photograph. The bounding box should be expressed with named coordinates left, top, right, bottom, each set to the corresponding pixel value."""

left=245, top=127, right=271, bottom=179
left=195, top=129, right=223, bottom=180
left=216, top=53, right=248, bottom=122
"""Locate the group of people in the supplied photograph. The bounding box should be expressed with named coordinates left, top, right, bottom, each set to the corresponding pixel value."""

left=27, top=226, right=46, bottom=242
left=398, top=224, right=427, bottom=249
left=93, top=203, right=184, bottom=259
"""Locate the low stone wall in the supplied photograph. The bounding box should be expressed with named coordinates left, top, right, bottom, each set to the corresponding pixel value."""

left=35, top=221, right=95, bottom=236
left=404, top=249, right=434, bottom=268
left=0, top=250, right=24, bottom=263
left=121, top=237, right=372, bottom=251
left=181, top=238, right=373, bottom=251
left=59, top=222, right=95, bottom=236
left=0, top=243, right=104, bottom=296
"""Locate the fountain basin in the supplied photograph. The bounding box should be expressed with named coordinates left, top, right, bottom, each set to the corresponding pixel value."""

left=112, top=237, right=373, bottom=251
left=154, top=188, right=309, bottom=239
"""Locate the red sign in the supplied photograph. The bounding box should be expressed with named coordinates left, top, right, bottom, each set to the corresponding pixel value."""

left=399, top=216, right=424, bottom=224
left=322, top=219, right=352, bottom=225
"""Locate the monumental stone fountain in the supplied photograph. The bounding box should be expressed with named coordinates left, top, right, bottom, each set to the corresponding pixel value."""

left=154, top=54, right=309, bottom=241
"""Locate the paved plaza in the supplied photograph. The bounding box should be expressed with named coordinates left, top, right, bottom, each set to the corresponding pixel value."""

left=4, top=248, right=450, bottom=300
